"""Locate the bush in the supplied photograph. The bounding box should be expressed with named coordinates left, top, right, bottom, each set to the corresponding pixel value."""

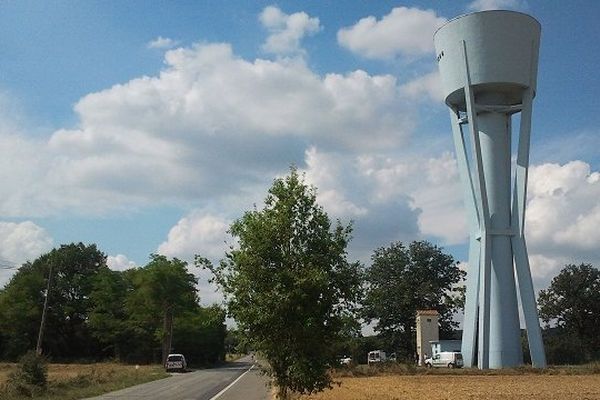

left=7, top=350, right=48, bottom=396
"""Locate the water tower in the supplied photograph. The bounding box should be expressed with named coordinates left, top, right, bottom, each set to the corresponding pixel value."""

left=434, top=11, right=546, bottom=369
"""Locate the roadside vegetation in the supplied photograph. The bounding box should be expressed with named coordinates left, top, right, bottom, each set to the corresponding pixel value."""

left=0, top=245, right=226, bottom=366
left=0, top=358, right=167, bottom=400
left=199, top=168, right=362, bottom=399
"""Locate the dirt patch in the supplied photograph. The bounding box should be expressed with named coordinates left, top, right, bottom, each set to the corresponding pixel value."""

left=299, top=375, right=600, bottom=400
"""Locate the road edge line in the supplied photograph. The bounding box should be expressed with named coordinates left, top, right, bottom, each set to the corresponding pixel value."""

left=209, top=364, right=255, bottom=400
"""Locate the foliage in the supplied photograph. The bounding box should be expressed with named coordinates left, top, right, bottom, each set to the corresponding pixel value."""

left=200, top=168, right=361, bottom=399
left=0, top=243, right=107, bottom=359
left=88, top=269, right=130, bottom=358
left=0, top=244, right=226, bottom=367
left=128, top=255, right=198, bottom=364
left=172, top=305, right=226, bottom=366
left=6, top=350, right=48, bottom=396
left=538, top=264, right=600, bottom=362
left=361, top=241, right=465, bottom=360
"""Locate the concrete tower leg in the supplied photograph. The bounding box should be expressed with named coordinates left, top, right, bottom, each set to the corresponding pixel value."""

left=477, top=108, right=522, bottom=368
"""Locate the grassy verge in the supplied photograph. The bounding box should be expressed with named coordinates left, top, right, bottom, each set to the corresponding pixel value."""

left=0, top=362, right=168, bottom=400
left=225, top=353, right=245, bottom=362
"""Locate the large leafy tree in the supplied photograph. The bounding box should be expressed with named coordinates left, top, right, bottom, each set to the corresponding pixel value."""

left=88, top=268, right=131, bottom=358
left=129, top=255, right=198, bottom=364
left=199, top=168, right=361, bottom=399
left=362, top=241, right=465, bottom=359
left=0, top=243, right=107, bottom=359
left=172, top=305, right=226, bottom=366
left=538, top=263, right=600, bottom=361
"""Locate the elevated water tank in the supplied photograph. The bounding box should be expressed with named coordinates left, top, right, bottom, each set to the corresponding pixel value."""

left=434, top=10, right=541, bottom=110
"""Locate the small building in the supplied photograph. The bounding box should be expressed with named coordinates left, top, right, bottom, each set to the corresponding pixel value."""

left=415, top=310, right=439, bottom=366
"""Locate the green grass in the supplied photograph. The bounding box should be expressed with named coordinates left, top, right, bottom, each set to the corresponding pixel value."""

left=0, top=363, right=169, bottom=400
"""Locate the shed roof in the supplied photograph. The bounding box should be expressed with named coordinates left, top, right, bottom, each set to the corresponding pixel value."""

left=416, top=310, right=440, bottom=316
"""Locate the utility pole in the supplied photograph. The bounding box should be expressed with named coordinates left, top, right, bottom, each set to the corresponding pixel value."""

left=36, top=263, right=53, bottom=355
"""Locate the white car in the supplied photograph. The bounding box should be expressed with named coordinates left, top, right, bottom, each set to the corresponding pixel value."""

left=338, top=356, right=352, bottom=366
left=424, top=352, right=463, bottom=369
left=367, top=350, right=386, bottom=365
left=165, top=353, right=187, bottom=372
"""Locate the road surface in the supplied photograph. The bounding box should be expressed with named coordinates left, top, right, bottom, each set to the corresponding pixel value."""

left=84, top=356, right=270, bottom=400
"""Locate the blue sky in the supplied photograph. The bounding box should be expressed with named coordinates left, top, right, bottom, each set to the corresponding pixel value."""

left=1, top=0, right=599, bottom=304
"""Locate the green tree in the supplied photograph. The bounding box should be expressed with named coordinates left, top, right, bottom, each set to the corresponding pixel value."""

left=199, top=168, right=361, bottom=399
left=130, top=255, right=199, bottom=365
left=172, top=305, right=226, bottom=366
left=0, top=243, right=107, bottom=359
left=361, top=241, right=465, bottom=360
left=538, top=263, right=600, bottom=362
left=88, top=268, right=131, bottom=359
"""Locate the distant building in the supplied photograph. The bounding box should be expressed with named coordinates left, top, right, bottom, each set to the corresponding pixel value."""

left=430, top=340, right=462, bottom=357
left=416, top=310, right=439, bottom=366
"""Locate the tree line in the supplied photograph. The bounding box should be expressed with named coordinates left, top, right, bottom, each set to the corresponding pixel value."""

left=0, top=245, right=225, bottom=366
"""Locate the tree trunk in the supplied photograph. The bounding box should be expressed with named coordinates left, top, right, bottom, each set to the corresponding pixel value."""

left=162, top=306, right=173, bottom=365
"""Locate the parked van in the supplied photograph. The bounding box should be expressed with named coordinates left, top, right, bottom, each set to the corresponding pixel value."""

left=165, top=353, right=187, bottom=372
left=424, top=351, right=463, bottom=368
left=367, top=350, right=387, bottom=365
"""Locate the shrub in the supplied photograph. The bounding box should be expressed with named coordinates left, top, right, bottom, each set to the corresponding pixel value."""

left=7, top=350, right=48, bottom=396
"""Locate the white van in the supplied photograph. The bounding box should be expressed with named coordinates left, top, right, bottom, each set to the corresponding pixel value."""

left=424, top=351, right=463, bottom=368
left=367, top=350, right=387, bottom=365
left=165, top=353, right=187, bottom=372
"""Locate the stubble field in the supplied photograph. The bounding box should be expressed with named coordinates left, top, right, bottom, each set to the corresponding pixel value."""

left=299, top=370, right=600, bottom=400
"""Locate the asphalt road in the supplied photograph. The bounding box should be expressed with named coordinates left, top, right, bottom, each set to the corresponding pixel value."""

left=84, top=356, right=270, bottom=400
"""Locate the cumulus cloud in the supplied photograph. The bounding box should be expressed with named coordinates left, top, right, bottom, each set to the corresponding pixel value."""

left=147, top=36, right=179, bottom=49
left=301, top=147, right=467, bottom=261
left=400, top=71, right=444, bottom=102
left=0, top=221, right=53, bottom=265
left=0, top=221, right=53, bottom=287
left=337, top=7, right=447, bottom=60
left=107, top=254, right=138, bottom=271
left=1, top=42, right=412, bottom=216
left=157, top=212, right=232, bottom=306
left=526, top=161, right=600, bottom=260
left=467, top=0, right=526, bottom=11
left=158, top=212, right=230, bottom=261
left=259, top=6, right=321, bottom=56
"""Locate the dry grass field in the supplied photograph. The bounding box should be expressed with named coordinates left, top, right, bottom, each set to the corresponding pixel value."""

left=0, top=362, right=167, bottom=399
left=299, top=374, right=600, bottom=400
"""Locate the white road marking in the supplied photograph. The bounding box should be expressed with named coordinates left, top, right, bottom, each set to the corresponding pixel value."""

left=208, top=364, right=255, bottom=400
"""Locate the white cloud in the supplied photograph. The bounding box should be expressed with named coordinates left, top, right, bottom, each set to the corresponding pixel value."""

left=107, top=254, right=137, bottom=271
left=157, top=212, right=232, bottom=306
left=158, top=212, right=230, bottom=261
left=467, top=0, right=526, bottom=11
left=527, top=161, right=600, bottom=261
left=358, top=151, right=467, bottom=245
left=302, top=147, right=467, bottom=261
left=0, top=221, right=53, bottom=265
left=400, top=71, right=444, bottom=102
left=0, top=42, right=413, bottom=216
left=0, top=220, right=53, bottom=287
left=259, top=6, right=321, bottom=56
left=147, top=36, right=179, bottom=49
left=337, top=7, right=447, bottom=60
